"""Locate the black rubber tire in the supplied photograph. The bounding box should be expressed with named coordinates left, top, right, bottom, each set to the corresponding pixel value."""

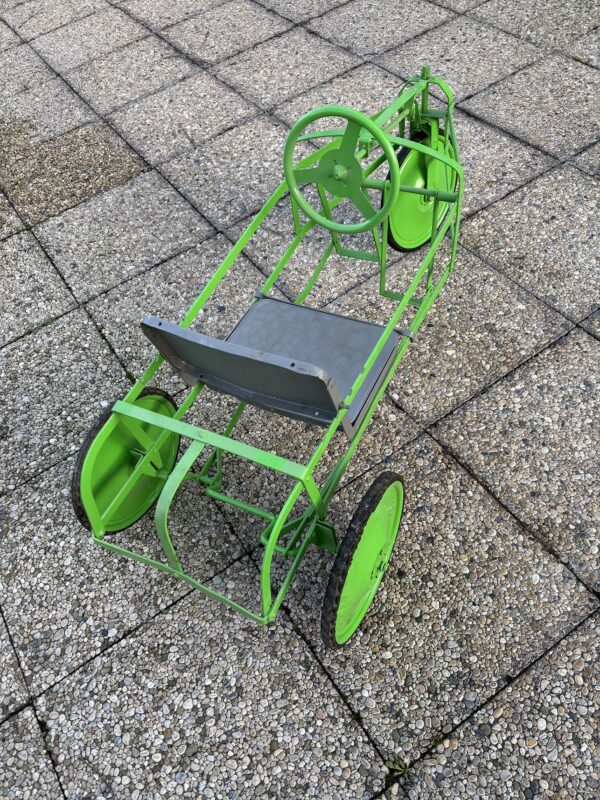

left=321, top=470, right=404, bottom=648
left=71, top=386, right=179, bottom=532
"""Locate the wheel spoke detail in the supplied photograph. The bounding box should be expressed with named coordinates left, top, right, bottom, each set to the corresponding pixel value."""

left=338, top=119, right=362, bottom=159
left=293, top=166, right=322, bottom=185
left=349, top=186, right=377, bottom=219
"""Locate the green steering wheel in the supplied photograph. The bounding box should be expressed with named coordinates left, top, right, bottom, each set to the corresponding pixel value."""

left=283, top=106, right=401, bottom=235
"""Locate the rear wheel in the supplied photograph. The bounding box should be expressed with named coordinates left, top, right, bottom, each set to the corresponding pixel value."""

left=71, top=387, right=180, bottom=533
left=321, top=471, right=404, bottom=647
left=386, top=130, right=456, bottom=251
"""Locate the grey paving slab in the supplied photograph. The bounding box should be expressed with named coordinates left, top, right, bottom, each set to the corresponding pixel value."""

left=401, top=614, right=600, bottom=799
left=3, top=0, right=106, bottom=41
left=567, top=26, right=600, bottom=69
left=435, top=0, right=483, bottom=9
left=462, top=165, right=599, bottom=320
left=0, top=19, right=20, bottom=51
left=214, top=27, right=360, bottom=109
left=87, top=233, right=278, bottom=391
left=161, top=116, right=304, bottom=229
left=1, top=122, right=145, bottom=227
left=163, top=0, right=291, bottom=65
left=116, top=0, right=226, bottom=30
left=35, top=171, right=213, bottom=300
left=67, top=34, right=197, bottom=115
left=0, top=43, right=53, bottom=98
left=38, top=558, right=388, bottom=799
left=471, top=0, right=600, bottom=49
left=32, top=6, right=147, bottom=71
left=0, top=707, right=63, bottom=799
left=0, top=456, right=245, bottom=694
left=376, top=16, right=541, bottom=102
left=0, top=192, right=24, bottom=241
left=575, top=141, right=600, bottom=177
left=434, top=329, right=600, bottom=591
left=108, top=70, right=256, bottom=164
left=260, top=0, right=349, bottom=22
left=0, top=614, right=27, bottom=721
left=581, top=310, right=599, bottom=340
left=462, top=55, right=600, bottom=159
left=306, top=0, right=452, bottom=57
left=328, top=244, right=572, bottom=425
left=281, top=435, right=597, bottom=761
left=0, top=310, right=130, bottom=492
left=0, top=76, right=95, bottom=155
left=0, top=231, right=75, bottom=346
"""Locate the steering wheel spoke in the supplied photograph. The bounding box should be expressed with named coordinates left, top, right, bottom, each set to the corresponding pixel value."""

left=348, top=186, right=377, bottom=220
left=338, top=119, right=362, bottom=159
left=294, top=165, right=324, bottom=185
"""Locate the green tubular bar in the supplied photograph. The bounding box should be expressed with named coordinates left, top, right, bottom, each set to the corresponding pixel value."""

left=81, top=66, right=463, bottom=629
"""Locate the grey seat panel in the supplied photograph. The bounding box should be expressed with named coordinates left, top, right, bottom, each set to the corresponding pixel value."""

left=141, top=298, right=398, bottom=438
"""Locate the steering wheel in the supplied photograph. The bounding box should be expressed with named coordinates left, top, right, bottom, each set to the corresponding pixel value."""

left=283, top=106, right=400, bottom=235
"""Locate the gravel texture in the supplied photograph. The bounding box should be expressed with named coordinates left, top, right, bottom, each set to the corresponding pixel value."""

left=567, top=26, right=600, bottom=69
left=261, top=0, right=349, bottom=22
left=462, top=165, right=599, bottom=320
left=32, top=6, right=147, bottom=72
left=0, top=191, right=24, bottom=241
left=462, top=55, right=600, bottom=159
left=0, top=231, right=75, bottom=345
left=575, top=142, right=600, bottom=177
left=0, top=707, right=63, bottom=799
left=67, top=34, right=197, bottom=115
left=108, top=70, right=256, bottom=163
left=214, top=27, right=360, bottom=108
left=3, top=0, right=105, bottom=41
left=307, top=0, right=452, bottom=57
left=0, top=614, right=27, bottom=721
left=0, top=309, right=129, bottom=493
left=434, top=329, right=600, bottom=591
left=400, top=614, right=600, bottom=798
left=0, top=43, right=53, bottom=98
left=1, top=122, right=145, bottom=226
left=35, top=171, right=213, bottom=300
left=281, top=435, right=597, bottom=761
left=162, top=0, right=291, bottom=65
left=38, top=558, right=388, bottom=799
left=377, top=15, right=541, bottom=102
left=580, top=310, right=599, bottom=340
left=116, top=0, right=227, bottom=30
left=0, top=20, right=19, bottom=51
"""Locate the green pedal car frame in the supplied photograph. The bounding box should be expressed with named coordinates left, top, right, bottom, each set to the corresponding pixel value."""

left=72, top=67, right=463, bottom=647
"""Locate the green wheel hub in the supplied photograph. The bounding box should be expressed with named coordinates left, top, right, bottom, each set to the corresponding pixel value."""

left=322, top=471, right=404, bottom=647
left=388, top=132, right=455, bottom=251
left=72, top=388, right=180, bottom=533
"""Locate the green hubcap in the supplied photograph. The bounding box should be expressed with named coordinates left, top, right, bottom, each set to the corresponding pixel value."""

left=389, top=137, right=455, bottom=250
left=81, top=393, right=180, bottom=532
left=335, top=481, right=404, bottom=644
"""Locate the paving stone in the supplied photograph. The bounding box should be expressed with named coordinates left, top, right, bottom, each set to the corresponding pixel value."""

left=282, top=435, right=597, bottom=760
left=0, top=614, right=27, bottom=721
left=328, top=244, right=571, bottom=425
left=434, top=329, right=599, bottom=590
left=307, top=0, right=452, bottom=57
left=0, top=310, right=130, bottom=493
left=33, top=6, right=147, bottom=71
left=0, top=76, right=95, bottom=156
left=36, top=171, right=213, bottom=300
left=0, top=708, right=63, bottom=799
left=377, top=16, right=540, bottom=102
left=567, top=26, right=600, bottom=68
left=462, top=166, right=599, bottom=319
left=580, top=310, right=599, bottom=340
left=1, top=122, right=145, bottom=226
left=260, top=0, right=349, bottom=22
left=3, top=0, right=106, bottom=41
left=162, top=116, right=304, bottom=229
left=0, top=43, right=53, bottom=98
left=0, top=231, right=75, bottom=346
left=472, top=0, right=600, bottom=49
left=462, top=55, right=600, bottom=159
left=108, top=70, right=256, bottom=163
left=0, top=20, right=20, bottom=51
left=87, top=233, right=279, bottom=391
left=575, top=141, right=600, bottom=177
left=435, top=0, right=482, bottom=9
left=163, top=0, right=291, bottom=65
left=38, top=558, right=387, bottom=799
left=116, top=0, right=227, bottom=30
left=214, top=27, right=359, bottom=109
left=0, top=456, right=246, bottom=693
left=67, top=34, right=197, bottom=115
left=0, top=191, right=24, bottom=241
left=402, top=614, right=600, bottom=799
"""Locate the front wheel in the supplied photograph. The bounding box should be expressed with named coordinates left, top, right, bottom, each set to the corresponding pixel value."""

left=321, top=471, right=405, bottom=647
